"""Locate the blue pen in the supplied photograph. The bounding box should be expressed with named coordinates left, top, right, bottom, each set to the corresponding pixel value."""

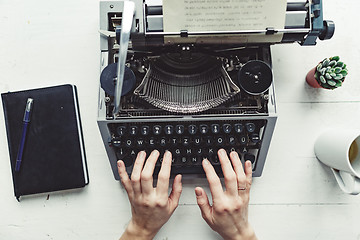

left=15, top=98, right=33, bottom=172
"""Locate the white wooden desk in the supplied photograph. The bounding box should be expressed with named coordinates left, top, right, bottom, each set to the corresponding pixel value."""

left=1, top=1, right=359, bottom=239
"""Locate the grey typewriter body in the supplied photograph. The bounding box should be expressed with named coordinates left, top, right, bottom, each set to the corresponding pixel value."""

left=97, top=0, right=334, bottom=180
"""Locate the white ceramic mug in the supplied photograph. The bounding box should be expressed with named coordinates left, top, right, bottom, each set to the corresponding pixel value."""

left=314, top=130, right=360, bottom=195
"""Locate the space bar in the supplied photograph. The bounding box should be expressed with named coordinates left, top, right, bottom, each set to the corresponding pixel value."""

left=171, top=166, right=205, bottom=175
left=170, top=165, right=223, bottom=177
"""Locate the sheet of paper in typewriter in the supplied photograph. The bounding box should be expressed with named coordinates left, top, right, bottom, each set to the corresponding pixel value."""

left=163, top=0, right=287, bottom=44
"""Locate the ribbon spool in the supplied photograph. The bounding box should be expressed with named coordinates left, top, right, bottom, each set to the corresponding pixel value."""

left=237, top=60, right=273, bottom=95
left=100, top=63, right=136, bottom=96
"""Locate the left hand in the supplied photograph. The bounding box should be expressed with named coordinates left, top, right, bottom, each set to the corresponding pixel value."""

left=118, top=150, right=182, bottom=240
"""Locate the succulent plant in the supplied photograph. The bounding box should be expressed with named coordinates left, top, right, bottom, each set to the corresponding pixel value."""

left=314, top=56, right=348, bottom=89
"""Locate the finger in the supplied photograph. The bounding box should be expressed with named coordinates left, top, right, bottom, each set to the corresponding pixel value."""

left=195, top=187, right=212, bottom=225
left=229, top=151, right=246, bottom=178
left=156, top=151, right=172, bottom=195
left=245, top=160, right=253, bottom=189
left=169, top=174, right=182, bottom=211
left=130, top=151, right=147, bottom=195
left=117, top=160, right=134, bottom=198
left=202, top=158, right=223, bottom=201
left=218, top=149, right=237, bottom=196
left=140, top=150, right=159, bottom=194
left=229, top=151, right=247, bottom=190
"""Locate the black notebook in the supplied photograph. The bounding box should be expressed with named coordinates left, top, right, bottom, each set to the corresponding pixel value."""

left=1, top=84, right=89, bottom=200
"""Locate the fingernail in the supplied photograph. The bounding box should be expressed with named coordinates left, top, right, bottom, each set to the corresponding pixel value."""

left=230, top=150, right=238, bottom=157
left=117, top=160, right=122, bottom=168
left=203, top=158, right=209, bottom=165
left=247, top=161, right=252, bottom=168
left=152, top=149, right=160, bottom=156
left=220, top=148, right=227, bottom=156
left=164, top=150, right=171, bottom=157
left=137, top=151, right=144, bottom=158
left=195, top=188, right=202, bottom=196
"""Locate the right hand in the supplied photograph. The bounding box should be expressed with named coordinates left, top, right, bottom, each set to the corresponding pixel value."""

left=195, top=149, right=257, bottom=240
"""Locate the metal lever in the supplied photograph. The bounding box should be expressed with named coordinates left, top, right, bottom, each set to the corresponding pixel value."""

left=98, top=30, right=116, bottom=38
left=113, top=1, right=135, bottom=116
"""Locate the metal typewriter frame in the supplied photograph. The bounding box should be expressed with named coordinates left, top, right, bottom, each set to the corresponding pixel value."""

left=98, top=0, right=334, bottom=180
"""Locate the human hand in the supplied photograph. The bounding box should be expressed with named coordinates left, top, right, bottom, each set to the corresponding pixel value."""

left=195, top=149, right=257, bottom=240
left=118, top=150, right=182, bottom=240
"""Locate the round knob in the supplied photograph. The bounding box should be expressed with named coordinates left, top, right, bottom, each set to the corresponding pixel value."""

left=319, top=20, right=335, bottom=40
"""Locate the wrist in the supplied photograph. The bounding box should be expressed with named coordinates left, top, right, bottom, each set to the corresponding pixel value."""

left=120, top=220, right=157, bottom=240
left=224, top=224, right=257, bottom=240
left=239, top=226, right=257, bottom=240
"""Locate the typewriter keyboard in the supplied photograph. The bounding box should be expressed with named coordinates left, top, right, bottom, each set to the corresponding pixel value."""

left=108, top=120, right=266, bottom=176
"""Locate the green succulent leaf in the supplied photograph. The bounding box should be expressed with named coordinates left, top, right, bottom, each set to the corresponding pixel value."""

left=322, top=58, right=330, bottom=67
left=335, top=81, right=342, bottom=87
left=331, top=56, right=340, bottom=61
left=327, top=80, right=337, bottom=86
left=316, top=63, right=323, bottom=71
left=330, top=72, right=337, bottom=78
left=329, top=60, right=337, bottom=66
left=334, top=67, right=342, bottom=73
left=340, top=69, right=348, bottom=76
left=321, top=68, right=327, bottom=75
left=325, top=73, right=332, bottom=79
left=333, top=74, right=343, bottom=80
left=314, top=71, right=319, bottom=79
left=337, top=61, right=344, bottom=68
left=319, top=75, right=326, bottom=84
left=322, top=83, right=333, bottom=89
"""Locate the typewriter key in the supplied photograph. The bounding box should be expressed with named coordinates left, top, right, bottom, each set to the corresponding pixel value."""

left=244, top=153, right=256, bottom=164
left=164, top=125, right=174, bottom=135
left=238, top=60, right=272, bottom=95
left=234, top=123, right=244, bottom=134
left=111, top=138, right=121, bottom=148
left=100, top=62, right=136, bottom=96
left=211, top=124, right=220, bottom=134
left=245, top=122, right=256, bottom=133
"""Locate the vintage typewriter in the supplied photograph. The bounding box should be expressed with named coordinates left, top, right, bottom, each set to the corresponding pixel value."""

left=97, top=0, right=334, bottom=180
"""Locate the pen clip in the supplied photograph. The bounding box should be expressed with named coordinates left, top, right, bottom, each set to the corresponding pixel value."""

left=23, top=98, right=33, bottom=122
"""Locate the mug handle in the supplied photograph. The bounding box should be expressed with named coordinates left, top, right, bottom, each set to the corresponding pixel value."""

left=331, top=168, right=360, bottom=195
